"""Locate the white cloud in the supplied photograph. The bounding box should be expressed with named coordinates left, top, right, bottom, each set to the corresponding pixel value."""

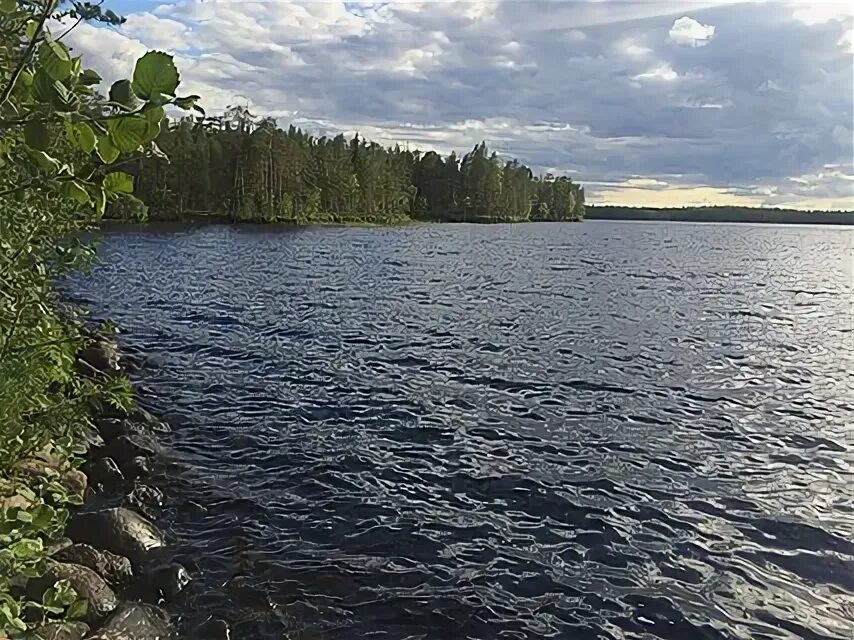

left=669, top=16, right=716, bottom=47
left=634, top=65, right=679, bottom=81
left=618, top=39, right=653, bottom=57
left=839, top=29, right=854, bottom=54
left=791, top=1, right=852, bottom=26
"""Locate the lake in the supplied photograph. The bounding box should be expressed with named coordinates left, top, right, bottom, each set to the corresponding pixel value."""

left=68, top=221, right=853, bottom=639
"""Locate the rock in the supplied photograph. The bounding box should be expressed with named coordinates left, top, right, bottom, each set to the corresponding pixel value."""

left=94, top=419, right=145, bottom=444
left=124, top=485, right=164, bottom=519
left=83, top=601, right=169, bottom=640
left=28, top=562, right=117, bottom=623
left=94, top=411, right=169, bottom=442
left=84, top=458, right=125, bottom=488
left=12, top=458, right=87, bottom=495
left=77, top=338, right=120, bottom=376
left=0, top=492, right=34, bottom=512
left=143, top=563, right=191, bottom=603
left=132, top=408, right=171, bottom=434
left=122, top=456, right=150, bottom=481
left=62, top=469, right=88, bottom=495
left=97, top=434, right=157, bottom=466
left=46, top=537, right=74, bottom=556
left=127, top=485, right=164, bottom=509
left=66, top=508, right=164, bottom=565
left=54, top=544, right=133, bottom=587
left=197, top=618, right=230, bottom=639
left=34, top=622, right=90, bottom=640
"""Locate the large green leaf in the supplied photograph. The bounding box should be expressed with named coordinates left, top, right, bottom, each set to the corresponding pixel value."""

left=25, top=148, right=61, bottom=173
left=24, top=120, right=50, bottom=150
left=174, top=94, right=204, bottom=115
left=107, top=116, right=149, bottom=152
left=61, top=180, right=91, bottom=204
left=32, top=71, right=56, bottom=103
left=65, top=122, right=96, bottom=153
left=108, top=79, right=137, bottom=109
left=96, top=135, right=120, bottom=164
left=39, top=41, right=73, bottom=81
left=143, top=105, right=165, bottom=125
left=79, top=68, right=102, bottom=86
left=0, top=0, right=17, bottom=13
left=94, top=187, right=107, bottom=215
left=104, top=171, right=134, bottom=194
left=51, top=80, right=78, bottom=112
left=132, top=51, right=179, bottom=99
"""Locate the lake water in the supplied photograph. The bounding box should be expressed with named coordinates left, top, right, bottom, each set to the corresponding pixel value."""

left=69, top=221, right=853, bottom=639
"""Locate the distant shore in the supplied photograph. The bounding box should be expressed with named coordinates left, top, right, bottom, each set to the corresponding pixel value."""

left=586, top=206, right=854, bottom=225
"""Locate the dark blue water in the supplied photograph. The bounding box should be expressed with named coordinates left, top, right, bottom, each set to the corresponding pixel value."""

left=70, top=221, right=853, bottom=639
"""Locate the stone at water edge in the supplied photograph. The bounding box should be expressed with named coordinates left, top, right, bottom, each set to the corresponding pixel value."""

left=34, top=622, right=91, bottom=640
left=77, top=337, right=121, bottom=376
left=124, top=485, right=165, bottom=520
left=27, top=562, right=118, bottom=623
left=84, top=458, right=125, bottom=488
left=82, top=602, right=170, bottom=640
left=142, top=563, right=191, bottom=603
left=54, top=544, right=133, bottom=587
left=97, top=434, right=158, bottom=466
left=132, top=407, right=171, bottom=434
left=123, top=456, right=151, bottom=481
left=45, top=537, right=74, bottom=557
left=66, top=508, right=165, bottom=565
left=197, top=618, right=230, bottom=639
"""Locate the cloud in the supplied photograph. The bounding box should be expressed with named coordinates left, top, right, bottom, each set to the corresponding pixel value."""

left=634, top=65, right=679, bottom=81
left=669, top=16, right=716, bottom=47
left=58, top=0, right=853, bottom=209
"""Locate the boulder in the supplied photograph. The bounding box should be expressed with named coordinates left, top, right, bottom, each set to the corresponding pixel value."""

left=94, top=411, right=170, bottom=442
left=122, top=456, right=151, bottom=481
left=28, top=562, right=117, bottom=623
left=94, top=419, right=147, bottom=444
left=46, top=537, right=74, bottom=557
left=77, top=338, right=120, bottom=376
left=132, top=408, right=171, bottom=434
left=83, top=602, right=170, bottom=640
left=0, top=492, right=34, bottom=512
left=12, top=458, right=87, bottom=495
left=127, top=485, right=164, bottom=509
left=137, top=563, right=191, bottom=604
left=54, top=544, right=133, bottom=587
left=197, top=618, right=230, bottom=640
left=34, top=622, right=90, bottom=640
left=66, top=508, right=164, bottom=565
left=97, top=435, right=157, bottom=466
left=84, top=458, right=125, bottom=489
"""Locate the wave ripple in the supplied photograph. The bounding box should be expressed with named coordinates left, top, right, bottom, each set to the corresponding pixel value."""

left=68, top=222, right=854, bottom=639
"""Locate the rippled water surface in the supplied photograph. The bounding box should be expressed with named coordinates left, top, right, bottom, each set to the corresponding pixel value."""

left=69, top=221, right=853, bottom=639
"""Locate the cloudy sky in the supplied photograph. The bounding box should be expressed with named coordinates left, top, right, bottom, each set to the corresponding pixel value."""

left=61, top=1, right=853, bottom=209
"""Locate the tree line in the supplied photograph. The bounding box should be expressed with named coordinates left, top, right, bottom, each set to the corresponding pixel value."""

left=115, top=107, right=585, bottom=224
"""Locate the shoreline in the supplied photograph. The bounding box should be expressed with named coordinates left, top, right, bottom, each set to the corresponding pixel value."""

left=585, top=206, right=854, bottom=225
left=2, top=329, right=218, bottom=639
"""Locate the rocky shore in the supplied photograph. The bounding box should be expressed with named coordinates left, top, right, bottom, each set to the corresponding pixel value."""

left=3, top=332, right=228, bottom=640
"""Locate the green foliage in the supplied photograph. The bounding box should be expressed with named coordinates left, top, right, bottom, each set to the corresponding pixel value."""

left=131, top=51, right=179, bottom=100
left=0, top=1, right=196, bottom=634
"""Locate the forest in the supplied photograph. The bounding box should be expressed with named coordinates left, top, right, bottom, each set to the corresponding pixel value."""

left=586, top=205, right=854, bottom=225
left=113, top=106, right=586, bottom=225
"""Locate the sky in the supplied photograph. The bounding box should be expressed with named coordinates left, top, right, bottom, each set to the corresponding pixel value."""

left=58, top=1, right=854, bottom=209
